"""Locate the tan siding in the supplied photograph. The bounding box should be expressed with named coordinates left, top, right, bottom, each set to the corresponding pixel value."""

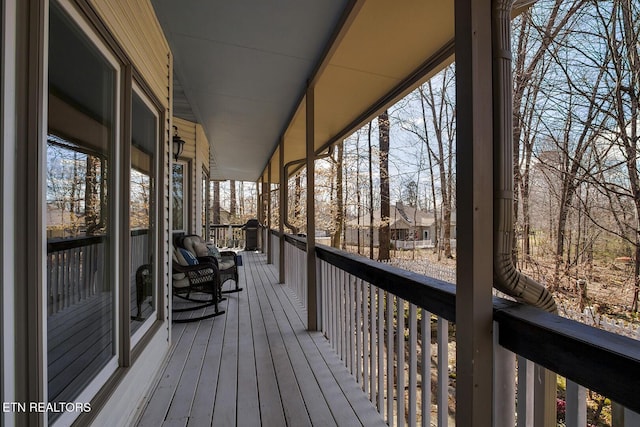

left=171, top=119, right=211, bottom=235
left=91, top=0, right=170, bottom=107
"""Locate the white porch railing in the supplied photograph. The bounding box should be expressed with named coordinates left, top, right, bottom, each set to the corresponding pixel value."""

left=47, top=235, right=105, bottom=315
left=284, top=235, right=308, bottom=317
left=270, top=229, right=280, bottom=272
left=278, top=234, right=640, bottom=427
left=207, top=224, right=245, bottom=248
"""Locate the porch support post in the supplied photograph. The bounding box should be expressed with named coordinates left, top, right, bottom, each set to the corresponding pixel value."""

left=256, top=181, right=261, bottom=251
left=261, top=175, right=267, bottom=253
left=279, top=137, right=286, bottom=284
left=455, top=0, right=495, bottom=425
left=306, top=85, right=318, bottom=330
left=267, top=161, right=272, bottom=264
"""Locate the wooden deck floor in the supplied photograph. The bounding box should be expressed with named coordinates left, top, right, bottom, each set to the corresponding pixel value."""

left=136, top=251, right=386, bottom=427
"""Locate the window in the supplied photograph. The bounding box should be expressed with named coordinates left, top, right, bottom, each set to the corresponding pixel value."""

left=46, top=1, right=118, bottom=416
left=172, top=162, right=188, bottom=231
left=202, top=167, right=209, bottom=237
left=130, top=87, right=158, bottom=338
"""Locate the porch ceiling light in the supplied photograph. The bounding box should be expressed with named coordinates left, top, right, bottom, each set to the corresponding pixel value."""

left=173, top=125, right=185, bottom=161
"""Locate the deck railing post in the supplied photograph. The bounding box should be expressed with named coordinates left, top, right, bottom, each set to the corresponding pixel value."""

left=305, top=84, right=318, bottom=330
left=279, top=137, right=285, bottom=283
left=267, top=161, right=272, bottom=264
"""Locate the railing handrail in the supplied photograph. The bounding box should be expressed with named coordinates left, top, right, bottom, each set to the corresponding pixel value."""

left=315, top=242, right=457, bottom=322
left=209, top=223, right=244, bottom=229
left=284, top=233, right=307, bottom=251
left=47, top=229, right=151, bottom=253
left=494, top=299, right=640, bottom=413
left=47, top=234, right=107, bottom=253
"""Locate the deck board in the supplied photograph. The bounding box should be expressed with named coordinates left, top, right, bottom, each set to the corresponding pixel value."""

left=136, top=251, right=386, bottom=427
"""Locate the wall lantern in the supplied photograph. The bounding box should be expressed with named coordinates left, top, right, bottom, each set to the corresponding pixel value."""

left=173, top=125, right=185, bottom=161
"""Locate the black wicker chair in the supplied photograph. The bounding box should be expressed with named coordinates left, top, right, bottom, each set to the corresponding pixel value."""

left=172, top=247, right=225, bottom=323
left=179, top=234, right=242, bottom=294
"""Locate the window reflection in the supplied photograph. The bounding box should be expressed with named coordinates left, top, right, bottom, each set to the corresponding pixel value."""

left=130, top=91, right=157, bottom=334
left=46, top=2, right=116, bottom=415
left=173, top=163, right=185, bottom=231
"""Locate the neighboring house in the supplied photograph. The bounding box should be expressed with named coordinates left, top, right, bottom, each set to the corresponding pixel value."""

left=345, top=202, right=456, bottom=248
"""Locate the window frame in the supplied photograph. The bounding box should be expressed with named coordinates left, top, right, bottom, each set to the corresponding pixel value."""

left=47, top=1, right=122, bottom=424
left=172, top=160, right=190, bottom=233
left=128, top=82, right=161, bottom=346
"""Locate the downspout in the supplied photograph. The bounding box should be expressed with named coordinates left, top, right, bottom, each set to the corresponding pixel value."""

left=493, top=0, right=556, bottom=312
left=282, top=148, right=333, bottom=235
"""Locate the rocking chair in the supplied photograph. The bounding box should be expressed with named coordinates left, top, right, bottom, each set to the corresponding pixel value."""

left=172, top=247, right=225, bottom=323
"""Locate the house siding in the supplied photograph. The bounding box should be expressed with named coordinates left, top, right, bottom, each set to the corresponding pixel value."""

left=90, top=0, right=170, bottom=107
left=173, top=117, right=210, bottom=235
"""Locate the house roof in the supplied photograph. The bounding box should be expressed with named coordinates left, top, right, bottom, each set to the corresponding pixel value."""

left=346, top=203, right=452, bottom=229
left=151, top=1, right=535, bottom=183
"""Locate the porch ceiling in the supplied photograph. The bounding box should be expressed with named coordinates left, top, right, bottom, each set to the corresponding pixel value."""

left=152, top=0, right=532, bottom=184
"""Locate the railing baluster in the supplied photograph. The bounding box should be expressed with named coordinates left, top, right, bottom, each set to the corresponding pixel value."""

left=408, top=303, right=417, bottom=426
left=351, top=275, right=357, bottom=375
left=437, top=317, right=448, bottom=427
left=387, top=292, right=394, bottom=426
left=422, top=309, right=431, bottom=427
left=516, top=355, right=534, bottom=427
left=363, top=280, right=370, bottom=394
left=356, top=277, right=362, bottom=383
left=377, top=287, right=384, bottom=412
left=565, top=380, right=586, bottom=427
left=397, top=298, right=405, bottom=427
left=493, top=322, right=516, bottom=427
left=369, top=281, right=376, bottom=404
left=331, top=266, right=338, bottom=353
left=339, top=270, right=344, bottom=361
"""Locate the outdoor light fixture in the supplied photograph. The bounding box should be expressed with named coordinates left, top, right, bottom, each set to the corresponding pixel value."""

left=172, top=125, right=185, bottom=161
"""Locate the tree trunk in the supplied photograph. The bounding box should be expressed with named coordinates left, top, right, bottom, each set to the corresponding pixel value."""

left=356, top=133, right=362, bottom=255
left=294, top=175, right=302, bottom=227
left=378, top=111, right=391, bottom=260
left=213, top=181, right=220, bottom=224
left=230, top=180, right=237, bottom=218
left=332, top=142, right=344, bottom=249
left=85, top=155, right=101, bottom=234
left=368, top=122, right=374, bottom=260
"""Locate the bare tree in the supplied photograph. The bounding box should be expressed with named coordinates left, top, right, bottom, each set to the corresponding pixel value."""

left=212, top=181, right=220, bottom=224
left=230, top=179, right=237, bottom=217
left=378, top=111, right=391, bottom=260
left=331, top=142, right=345, bottom=249
left=367, top=121, right=374, bottom=259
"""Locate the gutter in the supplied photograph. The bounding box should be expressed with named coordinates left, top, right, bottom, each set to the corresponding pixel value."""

left=492, top=0, right=557, bottom=313
left=281, top=148, right=333, bottom=235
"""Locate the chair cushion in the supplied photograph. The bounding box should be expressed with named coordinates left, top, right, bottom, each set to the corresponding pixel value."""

left=206, top=244, right=222, bottom=261
left=178, top=248, right=199, bottom=265
left=193, top=242, right=210, bottom=257
left=219, top=260, right=235, bottom=271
